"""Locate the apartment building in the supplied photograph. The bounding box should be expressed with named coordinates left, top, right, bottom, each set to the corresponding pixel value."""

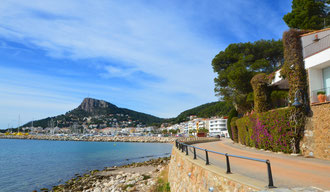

left=208, top=117, right=228, bottom=137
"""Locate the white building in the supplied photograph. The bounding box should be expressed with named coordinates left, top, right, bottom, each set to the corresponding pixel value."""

left=301, top=28, right=330, bottom=103
left=208, top=117, right=228, bottom=137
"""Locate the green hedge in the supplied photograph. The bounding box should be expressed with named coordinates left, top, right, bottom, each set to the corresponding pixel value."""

left=230, top=117, right=239, bottom=143
left=236, top=107, right=295, bottom=153
left=227, top=108, right=238, bottom=140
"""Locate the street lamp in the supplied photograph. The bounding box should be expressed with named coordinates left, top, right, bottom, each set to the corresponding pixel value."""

left=292, top=90, right=303, bottom=107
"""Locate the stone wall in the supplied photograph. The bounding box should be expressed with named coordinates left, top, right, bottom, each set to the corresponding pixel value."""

left=168, top=146, right=265, bottom=192
left=300, top=102, right=330, bottom=160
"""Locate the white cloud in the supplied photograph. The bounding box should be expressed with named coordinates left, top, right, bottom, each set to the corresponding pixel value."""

left=0, top=0, right=290, bottom=128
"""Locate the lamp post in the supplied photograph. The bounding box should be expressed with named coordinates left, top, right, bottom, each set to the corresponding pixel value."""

left=292, top=90, right=303, bottom=107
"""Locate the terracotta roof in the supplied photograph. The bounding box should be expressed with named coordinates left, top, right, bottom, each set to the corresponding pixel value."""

left=300, top=27, right=330, bottom=37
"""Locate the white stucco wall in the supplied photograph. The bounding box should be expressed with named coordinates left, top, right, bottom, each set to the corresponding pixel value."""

left=304, top=48, right=330, bottom=69
left=308, top=68, right=324, bottom=103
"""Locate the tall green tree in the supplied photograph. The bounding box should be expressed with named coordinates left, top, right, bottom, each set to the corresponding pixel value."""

left=283, top=0, right=330, bottom=30
left=212, top=39, right=283, bottom=113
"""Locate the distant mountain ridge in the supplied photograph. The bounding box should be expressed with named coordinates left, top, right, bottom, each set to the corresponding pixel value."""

left=20, top=98, right=233, bottom=129
left=169, top=101, right=233, bottom=124
left=23, top=98, right=164, bottom=128
left=78, top=98, right=116, bottom=113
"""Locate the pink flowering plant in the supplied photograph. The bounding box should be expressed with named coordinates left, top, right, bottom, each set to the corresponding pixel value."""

left=236, top=107, right=294, bottom=153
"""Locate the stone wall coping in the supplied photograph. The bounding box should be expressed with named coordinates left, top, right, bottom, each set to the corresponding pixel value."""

left=310, top=101, right=330, bottom=106
left=172, top=146, right=266, bottom=190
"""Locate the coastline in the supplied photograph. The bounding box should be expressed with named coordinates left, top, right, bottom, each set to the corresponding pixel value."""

left=0, top=135, right=177, bottom=143
left=47, top=157, right=171, bottom=192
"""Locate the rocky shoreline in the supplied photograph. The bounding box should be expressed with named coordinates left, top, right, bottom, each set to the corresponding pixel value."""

left=44, top=157, right=171, bottom=192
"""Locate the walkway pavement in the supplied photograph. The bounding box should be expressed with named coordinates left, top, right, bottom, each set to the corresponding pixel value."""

left=185, top=139, right=330, bottom=190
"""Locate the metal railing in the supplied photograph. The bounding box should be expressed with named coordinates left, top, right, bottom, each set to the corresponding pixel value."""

left=175, top=140, right=275, bottom=188
left=303, top=34, right=330, bottom=58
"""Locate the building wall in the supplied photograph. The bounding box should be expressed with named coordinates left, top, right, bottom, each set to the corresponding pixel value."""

left=300, top=102, right=330, bottom=160
left=304, top=48, right=330, bottom=69
left=308, top=67, right=325, bottom=103
left=168, top=146, right=263, bottom=192
left=209, top=118, right=228, bottom=137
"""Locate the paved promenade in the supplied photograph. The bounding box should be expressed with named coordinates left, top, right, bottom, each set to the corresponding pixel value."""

left=188, top=139, right=330, bottom=190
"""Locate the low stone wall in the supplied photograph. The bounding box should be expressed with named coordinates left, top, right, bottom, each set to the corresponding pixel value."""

left=300, top=102, right=330, bottom=160
left=168, top=146, right=265, bottom=192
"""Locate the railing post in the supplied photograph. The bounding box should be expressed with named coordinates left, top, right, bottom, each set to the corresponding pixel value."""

left=205, top=150, right=209, bottom=165
left=193, top=147, right=197, bottom=159
left=186, top=145, right=188, bottom=155
left=266, top=160, right=275, bottom=188
left=225, top=153, right=231, bottom=174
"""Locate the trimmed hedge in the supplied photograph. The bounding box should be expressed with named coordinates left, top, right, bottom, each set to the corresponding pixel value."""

left=236, top=107, right=296, bottom=153
left=250, top=73, right=270, bottom=113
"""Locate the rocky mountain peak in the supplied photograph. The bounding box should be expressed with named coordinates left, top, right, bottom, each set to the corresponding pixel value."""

left=78, top=98, right=115, bottom=113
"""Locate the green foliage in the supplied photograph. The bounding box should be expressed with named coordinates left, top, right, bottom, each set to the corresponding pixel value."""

left=189, top=129, right=197, bottom=134
left=23, top=101, right=164, bottom=128
left=317, top=91, right=326, bottom=95
left=212, top=39, right=284, bottom=113
left=154, top=178, right=170, bottom=192
left=235, top=107, right=300, bottom=153
left=227, top=108, right=238, bottom=140
left=281, top=29, right=309, bottom=107
left=169, top=129, right=178, bottom=134
left=271, top=90, right=289, bottom=108
left=230, top=117, right=239, bottom=142
left=170, top=101, right=234, bottom=124
left=198, top=128, right=209, bottom=133
left=283, top=0, right=329, bottom=30
left=250, top=73, right=271, bottom=113
left=142, top=174, right=151, bottom=180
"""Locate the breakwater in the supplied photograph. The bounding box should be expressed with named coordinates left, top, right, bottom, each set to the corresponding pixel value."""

left=0, top=135, right=220, bottom=143
left=0, top=135, right=176, bottom=143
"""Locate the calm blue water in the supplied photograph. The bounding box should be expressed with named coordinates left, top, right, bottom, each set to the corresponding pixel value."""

left=0, top=139, right=172, bottom=192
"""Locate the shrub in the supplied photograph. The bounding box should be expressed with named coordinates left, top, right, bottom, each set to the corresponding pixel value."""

left=230, top=117, right=239, bottom=142
left=317, top=91, right=326, bottom=95
left=236, top=107, right=295, bottom=153
left=251, top=73, right=271, bottom=113
left=227, top=108, right=238, bottom=140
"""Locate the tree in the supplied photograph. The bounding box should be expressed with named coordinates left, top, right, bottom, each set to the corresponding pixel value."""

left=169, top=129, right=178, bottom=135
left=283, top=0, right=330, bottom=30
left=198, top=128, right=209, bottom=133
left=212, top=39, right=283, bottom=113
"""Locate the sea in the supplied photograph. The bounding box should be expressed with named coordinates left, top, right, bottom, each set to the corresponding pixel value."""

left=0, top=139, right=172, bottom=192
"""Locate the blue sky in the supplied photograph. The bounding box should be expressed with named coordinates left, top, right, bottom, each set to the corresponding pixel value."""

left=0, top=0, right=291, bottom=128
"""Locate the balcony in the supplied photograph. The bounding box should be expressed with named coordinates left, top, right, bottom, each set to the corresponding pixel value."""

left=302, top=33, right=330, bottom=59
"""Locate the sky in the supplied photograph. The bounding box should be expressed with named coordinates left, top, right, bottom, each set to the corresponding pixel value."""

left=0, top=0, right=291, bottom=129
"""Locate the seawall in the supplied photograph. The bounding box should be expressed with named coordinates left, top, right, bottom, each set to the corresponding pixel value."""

left=300, top=102, right=330, bottom=160
left=168, top=140, right=265, bottom=192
